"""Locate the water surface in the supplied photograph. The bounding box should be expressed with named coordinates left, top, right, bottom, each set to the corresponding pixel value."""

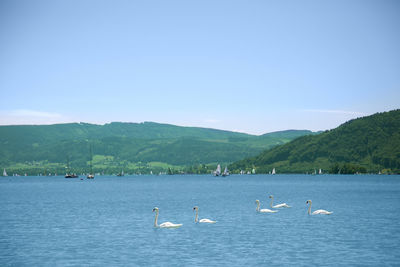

left=1, top=174, right=399, bottom=266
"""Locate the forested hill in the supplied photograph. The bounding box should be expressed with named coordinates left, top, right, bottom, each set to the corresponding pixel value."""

left=0, top=122, right=314, bottom=174
left=230, top=110, right=400, bottom=174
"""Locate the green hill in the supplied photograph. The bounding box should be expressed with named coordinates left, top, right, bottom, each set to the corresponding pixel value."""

left=0, top=122, right=313, bottom=175
left=230, top=110, right=400, bottom=174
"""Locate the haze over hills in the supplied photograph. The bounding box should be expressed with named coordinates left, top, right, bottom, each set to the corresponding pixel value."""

left=230, top=110, right=400, bottom=174
left=0, top=122, right=315, bottom=175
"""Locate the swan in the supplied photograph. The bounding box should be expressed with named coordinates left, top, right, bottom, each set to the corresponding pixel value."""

left=255, top=200, right=278, bottom=213
left=193, top=206, right=216, bottom=223
left=306, top=200, right=333, bottom=215
left=269, top=195, right=291, bottom=208
left=152, top=207, right=183, bottom=228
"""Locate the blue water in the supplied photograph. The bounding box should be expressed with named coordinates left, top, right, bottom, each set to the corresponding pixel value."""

left=1, top=174, right=399, bottom=266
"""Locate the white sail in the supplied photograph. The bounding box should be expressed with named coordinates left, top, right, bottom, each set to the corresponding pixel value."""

left=214, top=164, right=221, bottom=176
left=319, top=169, right=322, bottom=175
left=222, top=166, right=230, bottom=176
left=271, top=168, right=276, bottom=175
left=3, top=168, right=7, bottom=177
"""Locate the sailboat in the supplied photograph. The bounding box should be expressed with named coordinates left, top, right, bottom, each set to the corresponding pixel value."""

left=3, top=168, right=8, bottom=177
left=65, top=157, right=78, bottom=178
left=271, top=168, right=276, bottom=175
left=213, top=164, right=221, bottom=176
left=87, top=145, right=94, bottom=179
left=117, top=170, right=124, bottom=176
left=222, top=166, right=230, bottom=177
left=318, top=168, right=322, bottom=175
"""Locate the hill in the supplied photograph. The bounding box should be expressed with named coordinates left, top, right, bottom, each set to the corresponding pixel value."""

left=0, top=122, right=314, bottom=175
left=230, top=110, right=400, bottom=174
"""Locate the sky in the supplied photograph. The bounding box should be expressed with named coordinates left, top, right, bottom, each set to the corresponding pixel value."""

left=0, top=0, right=399, bottom=135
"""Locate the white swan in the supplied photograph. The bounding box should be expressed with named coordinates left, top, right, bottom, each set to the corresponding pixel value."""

left=193, top=206, right=216, bottom=223
left=152, top=207, right=183, bottom=228
left=255, top=200, right=278, bottom=213
left=306, top=200, right=333, bottom=215
left=269, top=195, right=291, bottom=208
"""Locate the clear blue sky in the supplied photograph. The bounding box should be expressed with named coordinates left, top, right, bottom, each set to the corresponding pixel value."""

left=0, top=0, right=399, bottom=134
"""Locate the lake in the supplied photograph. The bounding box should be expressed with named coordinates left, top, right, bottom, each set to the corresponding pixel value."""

left=1, top=174, right=399, bottom=266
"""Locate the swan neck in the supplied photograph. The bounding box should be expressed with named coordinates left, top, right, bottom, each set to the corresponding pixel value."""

left=256, top=201, right=260, bottom=212
left=270, top=197, right=273, bottom=208
left=154, top=210, right=159, bottom=227
left=195, top=209, right=199, bottom=222
left=308, top=202, right=312, bottom=215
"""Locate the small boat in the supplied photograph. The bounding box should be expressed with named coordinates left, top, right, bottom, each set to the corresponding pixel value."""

left=222, top=166, right=230, bottom=176
left=213, top=164, right=221, bottom=176
left=3, top=168, right=8, bottom=177
left=65, top=157, right=78, bottom=178
left=65, top=173, right=79, bottom=178
left=117, top=170, right=124, bottom=176
left=318, top=168, right=322, bottom=175
left=271, top=168, right=276, bottom=175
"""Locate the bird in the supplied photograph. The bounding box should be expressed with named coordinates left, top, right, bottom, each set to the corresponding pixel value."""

left=193, top=206, right=216, bottom=223
left=269, top=195, right=291, bottom=208
left=255, top=200, right=278, bottom=213
left=152, top=207, right=183, bottom=228
left=306, top=200, right=333, bottom=215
